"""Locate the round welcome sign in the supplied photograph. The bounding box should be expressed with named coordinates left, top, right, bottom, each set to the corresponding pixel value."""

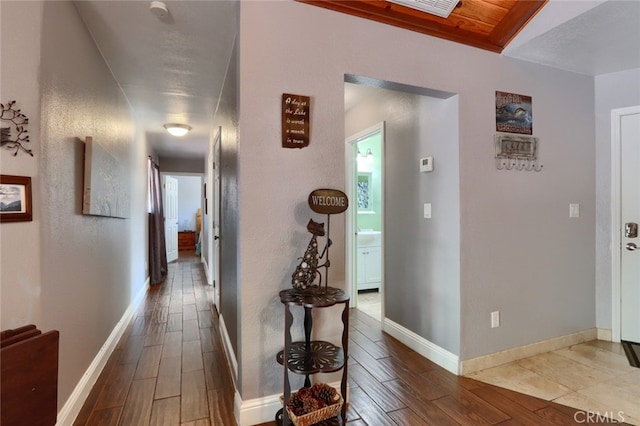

left=308, top=189, right=348, bottom=215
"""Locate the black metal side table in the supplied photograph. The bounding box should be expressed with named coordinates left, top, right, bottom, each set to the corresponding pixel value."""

left=276, top=287, right=349, bottom=425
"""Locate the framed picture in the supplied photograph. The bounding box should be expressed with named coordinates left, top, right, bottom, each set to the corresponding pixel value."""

left=357, top=172, right=373, bottom=213
left=0, top=175, right=32, bottom=223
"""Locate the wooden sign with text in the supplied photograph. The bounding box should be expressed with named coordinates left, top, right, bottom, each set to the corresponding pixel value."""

left=282, top=93, right=310, bottom=148
left=308, top=189, right=348, bottom=215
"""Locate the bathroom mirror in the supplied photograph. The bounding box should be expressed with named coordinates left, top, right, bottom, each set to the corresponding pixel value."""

left=357, top=172, right=373, bottom=213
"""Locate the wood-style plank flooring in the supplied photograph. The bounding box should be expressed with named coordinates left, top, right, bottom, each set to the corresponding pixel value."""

left=74, top=253, right=235, bottom=426
left=76, top=253, right=624, bottom=425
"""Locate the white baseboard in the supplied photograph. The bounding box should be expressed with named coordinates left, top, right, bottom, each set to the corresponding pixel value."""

left=597, top=328, right=612, bottom=341
left=202, top=257, right=212, bottom=285
left=235, top=381, right=345, bottom=426
left=219, top=314, right=238, bottom=386
left=459, top=328, right=597, bottom=375
left=56, top=278, right=149, bottom=426
left=382, top=318, right=459, bottom=375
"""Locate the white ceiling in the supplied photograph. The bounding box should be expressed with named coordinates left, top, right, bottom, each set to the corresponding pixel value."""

left=74, top=0, right=237, bottom=160
left=504, top=0, right=640, bottom=76
left=73, top=0, right=639, bottom=161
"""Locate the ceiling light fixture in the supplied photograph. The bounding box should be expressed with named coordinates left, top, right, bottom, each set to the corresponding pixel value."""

left=163, top=123, right=192, bottom=137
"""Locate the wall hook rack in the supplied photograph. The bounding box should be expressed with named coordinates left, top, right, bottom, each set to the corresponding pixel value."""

left=495, top=134, right=542, bottom=172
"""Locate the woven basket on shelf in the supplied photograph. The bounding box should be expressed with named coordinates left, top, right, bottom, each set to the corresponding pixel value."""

left=280, top=392, right=343, bottom=426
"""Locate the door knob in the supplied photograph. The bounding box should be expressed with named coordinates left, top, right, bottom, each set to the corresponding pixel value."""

left=626, top=242, right=638, bottom=251
left=214, top=235, right=220, bottom=240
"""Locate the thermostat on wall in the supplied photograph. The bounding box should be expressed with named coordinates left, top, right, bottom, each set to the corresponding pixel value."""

left=420, top=157, right=433, bottom=172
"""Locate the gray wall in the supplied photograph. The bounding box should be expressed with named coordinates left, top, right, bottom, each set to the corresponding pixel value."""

left=1, top=0, right=147, bottom=410
left=345, top=86, right=461, bottom=354
left=214, top=35, right=241, bottom=369
left=239, top=1, right=596, bottom=400
left=159, top=156, right=205, bottom=174
left=594, top=68, right=640, bottom=330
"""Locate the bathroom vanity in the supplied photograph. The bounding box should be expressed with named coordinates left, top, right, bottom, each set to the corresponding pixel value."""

left=357, top=231, right=381, bottom=291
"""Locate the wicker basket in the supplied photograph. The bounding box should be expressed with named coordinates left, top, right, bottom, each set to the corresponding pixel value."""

left=281, top=392, right=343, bottom=426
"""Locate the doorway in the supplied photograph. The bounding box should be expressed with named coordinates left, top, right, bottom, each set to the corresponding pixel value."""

left=346, top=122, right=385, bottom=321
left=163, top=175, right=179, bottom=263
left=612, top=105, right=640, bottom=345
left=162, top=173, right=204, bottom=261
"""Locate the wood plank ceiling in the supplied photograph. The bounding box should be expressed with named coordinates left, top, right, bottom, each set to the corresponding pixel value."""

left=297, top=0, right=548, bottom=53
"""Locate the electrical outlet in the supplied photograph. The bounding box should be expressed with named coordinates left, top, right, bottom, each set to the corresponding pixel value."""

left=491, top=311, right=500, bottom=328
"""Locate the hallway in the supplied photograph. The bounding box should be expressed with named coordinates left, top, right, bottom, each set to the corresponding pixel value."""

left=74, top=253, right=235, bottom=425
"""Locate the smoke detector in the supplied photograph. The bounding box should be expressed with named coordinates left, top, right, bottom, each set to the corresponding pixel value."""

left=150, top=1, right=169, bottom=19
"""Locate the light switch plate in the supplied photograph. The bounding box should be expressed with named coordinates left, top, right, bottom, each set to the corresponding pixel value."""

left=424, top=203, right=432, bottom=219
left=570, top=203, right=580, bottom=218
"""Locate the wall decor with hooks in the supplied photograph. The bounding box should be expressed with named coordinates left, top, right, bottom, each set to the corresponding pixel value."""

left=495, top=134, right=542, bottom=172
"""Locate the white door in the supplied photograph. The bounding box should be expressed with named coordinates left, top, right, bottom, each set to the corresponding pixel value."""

left=212, top=129, right=222, bottom=308
left=164, top=175, right=179, bottom=263
left=620, top=108, right=640, bottom=343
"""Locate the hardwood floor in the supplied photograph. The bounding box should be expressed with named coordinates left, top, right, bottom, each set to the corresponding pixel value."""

left=75, top=254, right=623, bottom=425
left=74, top=253, right=235, bottom=426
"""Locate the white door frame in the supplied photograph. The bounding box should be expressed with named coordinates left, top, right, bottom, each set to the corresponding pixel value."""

left=345, top=121, right=385, bottom=313
left=212, top=128, right=222, bottom=309
left=611, top=105, right=640, bottom=342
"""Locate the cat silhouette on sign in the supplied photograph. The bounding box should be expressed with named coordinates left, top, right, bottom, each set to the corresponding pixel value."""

left=291, top=219, right=331, bottom=290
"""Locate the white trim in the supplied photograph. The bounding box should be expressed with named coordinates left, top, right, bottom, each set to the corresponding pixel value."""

left=219, top=314, right=238, bottom=386
left=610, top=105, right=640, bottom=343
left=56, top=278, right=149, bottom=426
left=382, top=318, right=459, bottom=375
left=460, top=328, right=597, bottom=375
left=597, top=328, right=612, bottom=342
left=234, top=381, right=345, bottom=426
left=202, top=256, right=213, bottom=286
left=611, top=107, right=622, bottom=342
left=235, top=391, right=281, bottom=426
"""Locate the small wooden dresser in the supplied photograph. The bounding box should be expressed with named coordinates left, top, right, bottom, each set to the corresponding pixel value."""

left=178, top=231, right=196, bottom=251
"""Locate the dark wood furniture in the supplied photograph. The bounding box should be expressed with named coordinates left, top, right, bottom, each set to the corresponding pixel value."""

left=276, top=287, right=349, bottom=425
left=178, top=231, right=196, bottom=251
left=1, top=325, right=59, bottom=426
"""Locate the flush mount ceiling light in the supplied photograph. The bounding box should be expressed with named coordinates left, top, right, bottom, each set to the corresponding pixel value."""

left=163, top=123, right=192, bottom=137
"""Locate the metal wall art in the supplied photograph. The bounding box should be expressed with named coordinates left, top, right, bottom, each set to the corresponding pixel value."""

left=1, top=101, right=33, bottom=157
left=495, top=134, right=543, bottom=172
left=291, top=189, right=349, bottom=291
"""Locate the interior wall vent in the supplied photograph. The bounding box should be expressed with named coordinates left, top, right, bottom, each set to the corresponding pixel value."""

left=387, top=0, right=459, bottom=18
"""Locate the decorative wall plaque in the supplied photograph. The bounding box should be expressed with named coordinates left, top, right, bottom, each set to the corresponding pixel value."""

left=308, top=189, right=348, bottom=215
left=282, top=93, right=310, bottom=148
left=496, top=91, right=532, bottom=135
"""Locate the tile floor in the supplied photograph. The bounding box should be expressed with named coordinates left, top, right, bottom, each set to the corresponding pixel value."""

left=466, top=340, right=640, bottom=425
left=356, top=290, right=381, bottom=321
left=356, top=291, right=639, bottom=425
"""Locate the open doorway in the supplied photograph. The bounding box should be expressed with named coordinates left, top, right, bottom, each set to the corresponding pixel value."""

left=346, top=123, right=385, bottom=321
left=344, top=76, right=460, bottom=349
left=162, top=173, right=204, bottom=260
